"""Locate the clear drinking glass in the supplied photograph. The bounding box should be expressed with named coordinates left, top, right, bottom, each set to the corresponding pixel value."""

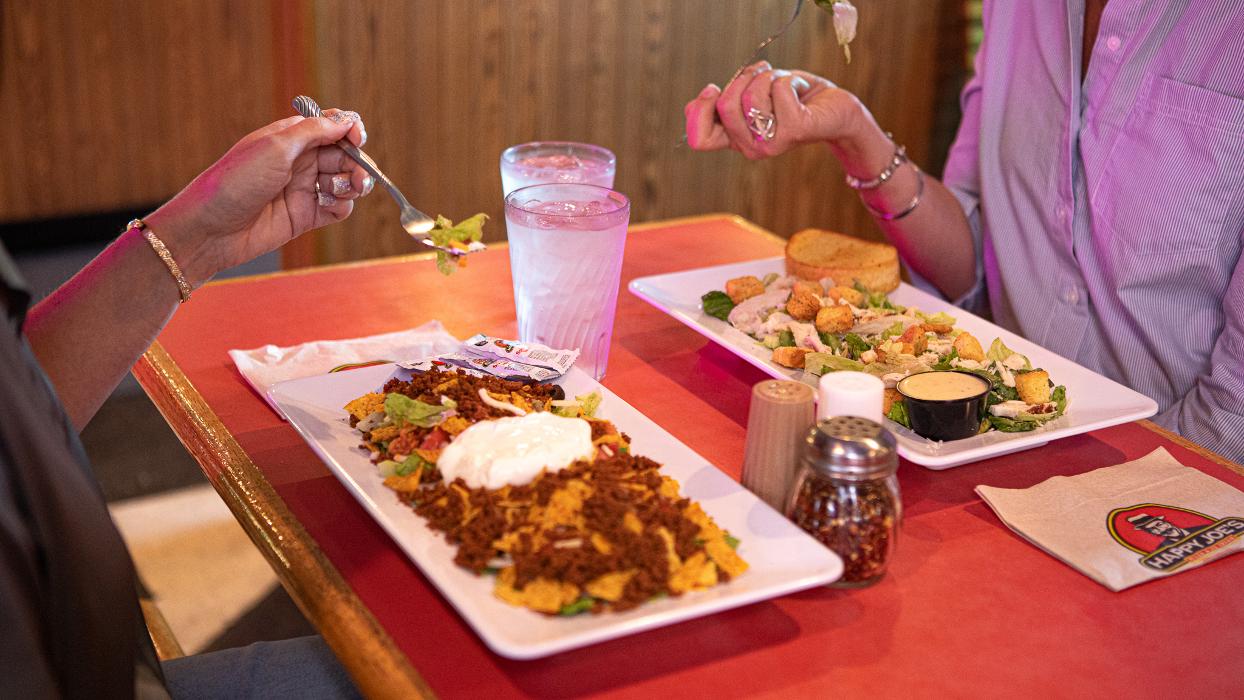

left=500, top=141, right=616, bottom=196
left=504, top=183, right=630, bottom=380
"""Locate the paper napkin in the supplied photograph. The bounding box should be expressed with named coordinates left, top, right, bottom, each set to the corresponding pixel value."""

left=228, top=320, right=460, bottom=418
left=976, top=448, right=1244, bottom=591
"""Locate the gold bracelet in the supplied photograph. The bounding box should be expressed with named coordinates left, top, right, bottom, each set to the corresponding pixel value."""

left=128, top=218, right=192, bottom=303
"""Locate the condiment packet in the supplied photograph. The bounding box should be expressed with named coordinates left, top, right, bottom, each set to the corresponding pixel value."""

left=459, top=334, right=579, bottom=373
left=228, top=320, right=460, bottom=418
left=397, top=352, right=563, bottom=382
left=976, top=448, right=1244, bottom=591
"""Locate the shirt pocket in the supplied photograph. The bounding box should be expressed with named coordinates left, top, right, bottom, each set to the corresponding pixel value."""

left=1096, top=74, right=1244, bottom=255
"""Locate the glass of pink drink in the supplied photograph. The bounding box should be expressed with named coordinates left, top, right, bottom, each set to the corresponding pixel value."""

left=500, top=142, right=616, bottom=196
left=504, top=183, right=630, bottom=380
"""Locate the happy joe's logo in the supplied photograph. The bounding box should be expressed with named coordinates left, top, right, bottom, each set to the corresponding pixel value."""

left=1107, top=503, right=1244, bottom=572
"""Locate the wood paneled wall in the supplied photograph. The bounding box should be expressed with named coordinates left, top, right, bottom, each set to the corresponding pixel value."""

left=301, top=0, right=942, bottom=265
left=1, top=0, right=943, bottom=266
left=0, top=0, right=279, bottom=223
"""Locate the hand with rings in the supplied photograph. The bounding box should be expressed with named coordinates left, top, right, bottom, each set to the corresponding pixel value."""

left=142, top=107, right=377, bottom=288
left=683, top=61, right=861, bottom=160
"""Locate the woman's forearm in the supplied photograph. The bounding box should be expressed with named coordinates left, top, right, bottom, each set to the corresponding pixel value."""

left=828, top=103, right=978, bottom=300
left=23, top=219, right=185, bottom=430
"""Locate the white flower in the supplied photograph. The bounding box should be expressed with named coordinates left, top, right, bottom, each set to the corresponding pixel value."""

left=832, top=1, right=858, bottom=63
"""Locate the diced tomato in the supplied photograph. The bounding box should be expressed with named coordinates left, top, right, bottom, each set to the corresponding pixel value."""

left=420, top=428, right=450, bottom=450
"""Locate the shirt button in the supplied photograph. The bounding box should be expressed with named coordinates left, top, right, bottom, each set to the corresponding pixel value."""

left=1106, top=36, right=1122, bottom=51
left=1062, top=287, right=1080, bottom=305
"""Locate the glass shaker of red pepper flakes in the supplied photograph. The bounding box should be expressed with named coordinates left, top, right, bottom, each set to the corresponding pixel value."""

left=786, top=416, right=901, bottom=588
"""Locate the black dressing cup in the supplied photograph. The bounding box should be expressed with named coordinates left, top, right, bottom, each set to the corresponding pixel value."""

left=896, top=370, right=991, bottom=441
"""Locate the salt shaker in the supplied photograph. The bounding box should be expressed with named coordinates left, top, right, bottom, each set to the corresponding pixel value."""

left=786, top=416, right=901, bottom=588
left=817, top=370, right=885, bottom=423
left=741, top=380, right=816, bottom=511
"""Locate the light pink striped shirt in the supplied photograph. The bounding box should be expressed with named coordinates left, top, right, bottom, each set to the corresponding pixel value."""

left=939, top=1, right=1244, bottom=461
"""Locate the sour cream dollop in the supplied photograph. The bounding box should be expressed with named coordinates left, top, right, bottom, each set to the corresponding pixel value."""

left=437, top=412, right=594, bottom=489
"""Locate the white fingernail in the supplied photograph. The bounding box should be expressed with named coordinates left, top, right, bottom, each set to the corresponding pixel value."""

left=332, top=174, right=352, bottom=196
left=361, top=175, right=374, bottom=196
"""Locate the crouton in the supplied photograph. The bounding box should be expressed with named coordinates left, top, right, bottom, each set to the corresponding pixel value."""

left=953, top=332, right=986, bottom=361
left=725, top=275, right=766, bottom=304
left=882, top=388, right=904, bottom=415
left=922, top=323, right=953, bottom=335
left=815, top=303, right=854, bottom=334
left=1016, top=369, right=1051, bottom=404
left=899, top=324, right=928, bottom=354
left=786, top=286, right=822, bottom=321
left=826, top=285, right=866, bottom=307
left=772, top=346, right=813, bottom=369
left=793, top=279, right=823, bottom=297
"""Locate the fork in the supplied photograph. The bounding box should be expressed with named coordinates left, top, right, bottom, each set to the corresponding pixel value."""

left=292, top=96, right=483, bottom=257
left=677, top=0, right=806, bottom=146
left=724, top=0, right=806, bottom=87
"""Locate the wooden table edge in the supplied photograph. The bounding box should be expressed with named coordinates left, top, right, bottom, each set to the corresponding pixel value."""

left=132, top=341, right=437, bottom=700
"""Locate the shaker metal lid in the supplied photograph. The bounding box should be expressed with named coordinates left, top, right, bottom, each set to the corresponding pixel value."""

left=803, top=415, right=897, bottom=477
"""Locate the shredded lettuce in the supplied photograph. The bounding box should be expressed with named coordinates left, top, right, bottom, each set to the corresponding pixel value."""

left=577, top=391, right=602, bottom=418
left=379, top=453, right=433, bottom=477
left=558, top=596, right=595, bottom=616
left=428, top=213, right=487, bottom=276
left=394, top=453, right=433, bottom=476
left=761, top=272, right=779, bottom=286
left=701, top=290, right=735, bottom=321
left=550, top=391, right=603, bottom=418
left=778, top=330, right=796, bottom=347
left=384, top=393, right=449, bottom=427
left=725, top=533, right=741, bottom=549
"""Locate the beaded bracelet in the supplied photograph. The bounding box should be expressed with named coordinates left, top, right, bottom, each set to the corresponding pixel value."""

left=844, top=134, right=908, bottom=190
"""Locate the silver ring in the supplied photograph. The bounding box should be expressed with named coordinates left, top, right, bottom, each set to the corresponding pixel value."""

left=746, top=107, right=776, bottom=142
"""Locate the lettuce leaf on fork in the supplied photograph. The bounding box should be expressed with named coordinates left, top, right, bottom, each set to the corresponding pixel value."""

left=429, top=213, right=488, bottom=275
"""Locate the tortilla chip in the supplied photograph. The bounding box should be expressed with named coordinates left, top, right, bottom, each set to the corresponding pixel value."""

left=585, top=570, right=637, bottom=602
left=344, top=392, right=385, bottom=421
left=705, top=537, right=749, bottom=579
left=669, top=552, right=718, bottom=593
left=494, top=567, right=579, bottom=614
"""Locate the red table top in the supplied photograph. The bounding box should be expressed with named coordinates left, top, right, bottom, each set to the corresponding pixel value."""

left=148, top=214, right=1244, bottom=697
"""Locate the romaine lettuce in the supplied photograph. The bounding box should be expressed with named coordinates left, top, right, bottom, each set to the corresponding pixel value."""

left=384, top=393, right=449, bottom=427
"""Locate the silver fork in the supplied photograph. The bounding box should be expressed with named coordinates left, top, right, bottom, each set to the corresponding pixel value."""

left=677, top=0, right=806, bottom=146
left=724, top=0, right=806, bottom=87
left=291, top=96, right=483, bottom=257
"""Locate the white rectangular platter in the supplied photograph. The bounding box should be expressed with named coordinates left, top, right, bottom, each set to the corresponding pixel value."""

left=628, top=257, right=1159, bottom=469
left=269, top=363, right=842, bottom=659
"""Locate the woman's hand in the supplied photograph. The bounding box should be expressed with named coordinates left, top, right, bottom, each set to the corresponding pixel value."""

left=144, top=109, right=374, bottom=287
left=684, top=62, right=866, bottom=159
